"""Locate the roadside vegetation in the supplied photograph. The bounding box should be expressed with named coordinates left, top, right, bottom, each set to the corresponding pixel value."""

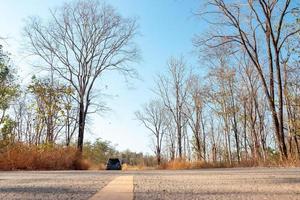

left=0, top=0, right=300, bottom=170
left=0, top=139, right=157, bottom=170
left=136, top=1, right=300, bottom=167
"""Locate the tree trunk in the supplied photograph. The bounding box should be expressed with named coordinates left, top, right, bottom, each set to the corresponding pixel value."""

left=294, top=136, right=300, bottom=159
left=156, top=146, right=161, bottom=165
left=177, top=123, right=182, bottom=158
left=275, top=53, right=288, bottom=159
left=201, top=111, right=206, bottom=161
left=243, top=101, right=248, bottom=160
left=77, top=100, right=85, bottom=152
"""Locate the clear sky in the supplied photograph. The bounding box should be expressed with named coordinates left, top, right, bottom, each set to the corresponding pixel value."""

left=0, top=0, right=204, bottom=154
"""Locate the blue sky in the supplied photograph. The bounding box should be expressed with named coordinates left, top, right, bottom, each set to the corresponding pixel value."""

left=0, top=0, right=204, bottom=154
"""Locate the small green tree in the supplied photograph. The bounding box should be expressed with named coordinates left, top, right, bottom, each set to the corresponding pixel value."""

left=28, top=77, right=74, bottom=144
left=0, top=46, right=18, bottom=123
left=83, top=138, right=117, bottom=164
left=0, top=116, right=16, bottom=147
left=0, top=45, right=18, bottom=148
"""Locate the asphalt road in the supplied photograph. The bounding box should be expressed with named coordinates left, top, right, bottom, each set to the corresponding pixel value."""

left=0, top=168, right=299, bottom=200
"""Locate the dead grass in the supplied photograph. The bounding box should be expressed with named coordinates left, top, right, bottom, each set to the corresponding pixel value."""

left=121, top=163, right=155, bottom=171
left=0, top=143, right=91, bottom=170
left=73, top=158, right=92, bottom=170
left=1, top=144, right=298, bottom=171
left=158, top=158, right=300, bottom=170
left=256, top=158, right=300, bottom=168
left=159, top=159, right=192, bottom=170
left=97, top=163, right=106, bottom=170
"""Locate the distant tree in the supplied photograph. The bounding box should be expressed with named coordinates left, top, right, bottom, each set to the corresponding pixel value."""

left=135, top=100, right=168, bottom=165
left=12, top=93, right=34, bottom=143
left=166, top=121, right=177, bottom=160
left=156, top=57, right=190, bottom=159
left=185, top=74, right=207, bottom=161
left=0, top=46, right=18, bottom=124
left=24, top=0, right=139, bottom=152
left=0, top=116, right=16, bottom=147
left=0, top=45, right=18, bottom=147
left=83, top=138, right=117, bottom=164
left=195, top=0, right=300, bottom=160
left=62, top=91, right=78, bottom=147
left=120, top=150, right=145, bottom=166
left=28, top=77, right=73, bottom=144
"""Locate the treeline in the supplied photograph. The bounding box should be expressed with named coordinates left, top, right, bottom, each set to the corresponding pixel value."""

left=84, top=138, right=156, bottom=167
left=1, top=0, right=300, bottom=169
left=0, top=44, right=157, bottom=169
left=0, top=0, right=143, bottom=169
left=0, top=45, right=78, bottom=148
left=0, top=137, right=155, bottom=170
left=0, top=0, right=138, bottom=154
left=136, top=0, right=300, bottom=166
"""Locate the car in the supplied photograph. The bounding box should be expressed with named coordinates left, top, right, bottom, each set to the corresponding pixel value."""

left=106, top=158, right=122, bottom=170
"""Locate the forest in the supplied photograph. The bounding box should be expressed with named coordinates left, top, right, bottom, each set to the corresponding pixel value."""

left=0, top=0, right=300, bottom=170
left=135, top=0, right=300, bottom=167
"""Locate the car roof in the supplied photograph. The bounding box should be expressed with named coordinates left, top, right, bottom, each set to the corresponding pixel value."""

left=108, top=158, right=120, bottom=161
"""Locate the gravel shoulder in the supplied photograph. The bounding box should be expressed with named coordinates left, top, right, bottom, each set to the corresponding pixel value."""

left=0, top=168, right=300, bottom=200
left=0, top=171, right=116, bottom=200
left=133, top=168, right=300, bottom=200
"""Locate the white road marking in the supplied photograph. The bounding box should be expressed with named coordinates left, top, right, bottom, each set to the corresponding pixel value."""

left=89, top=176, right=133, bottom=200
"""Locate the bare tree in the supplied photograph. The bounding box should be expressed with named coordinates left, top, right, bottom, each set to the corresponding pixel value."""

left=24, top=0, right=139, bottom=152
left=185, top=74, right=207, bottom=161
left=156, top=57, right=190, bottom=159
left=195, top=0, right=300, bottom=159
left=135, top=100, right=168, bottom=165
left=62, top=92, right=78, bottom=146
left=283, top=58, right=300, bottom=158
left=165, top=118, right=177, bottom=160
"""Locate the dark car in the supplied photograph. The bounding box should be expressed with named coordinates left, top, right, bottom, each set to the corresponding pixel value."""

left=106, top=158, right=122, bottom=170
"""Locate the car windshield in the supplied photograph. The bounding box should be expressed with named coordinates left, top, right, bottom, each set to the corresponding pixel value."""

left=108, top=159, right=120, bottom=165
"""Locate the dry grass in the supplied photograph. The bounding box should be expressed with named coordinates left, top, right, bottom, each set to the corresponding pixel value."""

left=159, top=159, right=192, bottom=170
left=256, top=158, right=300, bottom=168
left=1, top=144, right=298, bottom=171
left=73, top=158, right=92, bottom=170
left=158, top=158, right=300, bottom=170
left=121, top=163, right=155, bottom=171
left=0, top=143, right=91, bottom=170
left=97, top=163, right=106, bottom=170
left=158, top=159, right=230, bottom=170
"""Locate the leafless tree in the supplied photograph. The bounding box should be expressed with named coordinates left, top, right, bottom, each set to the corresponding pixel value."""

left=156, top=57, right=190, bottom=158
left=195, top=0, right=300, bottom=159
left=165, top=118, right=177, bottom=160
left=62, top=93, right=78, bottom=146
left=185, top=74, right=207, bottom=161
left=24, top=0, right=139, bottom=152
left=135, top=100, right=168, bottom=165
left=283, top=58, right=300, bottom=158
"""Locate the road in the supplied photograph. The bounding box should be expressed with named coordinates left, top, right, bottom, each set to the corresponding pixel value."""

left=0, top=168, right=299, bottom=200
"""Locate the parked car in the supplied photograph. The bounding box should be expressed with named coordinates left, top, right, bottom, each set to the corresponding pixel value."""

left=106, top=158, right=122, bottom=170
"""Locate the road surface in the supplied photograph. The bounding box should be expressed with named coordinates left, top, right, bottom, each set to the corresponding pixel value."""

left=0, top=168, right=299, bottom=200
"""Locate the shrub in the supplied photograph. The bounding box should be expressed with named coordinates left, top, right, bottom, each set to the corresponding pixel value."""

left=73, top=158, right=91, bottom=170
left=159, top=159, right=192, bottom=170
left=0, top=143, right=89, bottom=170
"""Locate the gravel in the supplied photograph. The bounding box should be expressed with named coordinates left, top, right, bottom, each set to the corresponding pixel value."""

left=0, top=171, right=116, bottom=200
left=133, top=168, right=300, bottom=200
left=1, top=168, right=300, bottom=200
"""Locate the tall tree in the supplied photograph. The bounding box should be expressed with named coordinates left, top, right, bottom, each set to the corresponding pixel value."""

left=195, top=0, right=300, bottom=159
left=185, top=74, right=206, bottom=161
left=156, top=57, right=190, bottom=158
left=135, top=100, right=168, bottom=165
left=24, top=0, right=139, bottom=152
